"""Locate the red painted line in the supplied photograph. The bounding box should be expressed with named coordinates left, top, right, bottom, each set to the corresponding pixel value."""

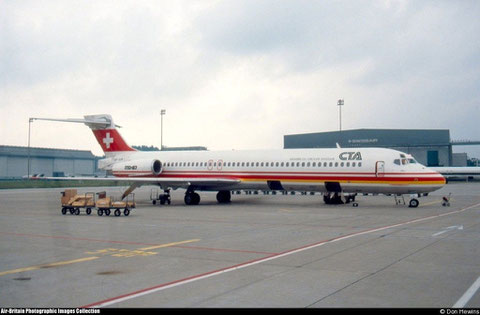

left=80, top=202, right=480, bottom=308
left=175, top=245, right=278, bottom=255
left=0, top=232, right=276, bottom=255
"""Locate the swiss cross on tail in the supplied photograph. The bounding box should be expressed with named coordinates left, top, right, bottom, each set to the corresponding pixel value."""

left=103, top=132, right=114, bottom=149
left=92, top=129, right=135, bottom=153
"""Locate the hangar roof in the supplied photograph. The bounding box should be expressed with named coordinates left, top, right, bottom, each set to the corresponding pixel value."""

left=284, top=129, right=451, bottom=149
left=0, top=145, right=97, bottom=160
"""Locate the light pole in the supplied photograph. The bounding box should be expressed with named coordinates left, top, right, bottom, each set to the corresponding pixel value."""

left=27, top=118, right=33, bottom=178
left=160, top=109, right=166, bottom=150
left=337, top=99, right=344, bottom=132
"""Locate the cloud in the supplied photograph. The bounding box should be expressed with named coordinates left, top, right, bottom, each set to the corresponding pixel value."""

left=1, top=0, right=480, bottom=157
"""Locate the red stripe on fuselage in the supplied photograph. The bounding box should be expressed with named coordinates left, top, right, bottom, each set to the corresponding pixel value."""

left=111, top=170, right=445, bottom=183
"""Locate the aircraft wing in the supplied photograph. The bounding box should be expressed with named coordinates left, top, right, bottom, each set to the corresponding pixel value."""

left=43, top=176, right=241, bottom=191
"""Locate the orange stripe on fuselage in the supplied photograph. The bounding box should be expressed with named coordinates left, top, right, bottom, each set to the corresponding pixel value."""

left=111, top=170, right=446, bottom=185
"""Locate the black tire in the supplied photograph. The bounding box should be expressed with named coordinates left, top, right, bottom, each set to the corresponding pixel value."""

left=61, top=207, right=67, bottom=215
left=409, top=199, right=419, bottom=208
left=75, top=208, right=80, bottom=215
left=184, top=193, right=194, bottom=205
left=86, top=208, right=92, bottom=215
left=185, top=192, right=200, bottom=205
left=105, top=209, right=111, bottom=216
left=98, top=209, right=103, bottom=216
left=216, top=191, right=231, bottom=204
left=124, top=209, right=130, bottom=216
left=114, top=209, right=121, bottom=217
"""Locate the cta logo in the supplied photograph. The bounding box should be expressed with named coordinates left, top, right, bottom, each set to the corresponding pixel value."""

left=339, top=152, right=362, bottom=161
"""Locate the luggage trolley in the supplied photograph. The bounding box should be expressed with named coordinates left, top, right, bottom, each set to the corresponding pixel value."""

left=60, top=189, right=95, bottom=215
left=96, top=192, right=136, bottom=217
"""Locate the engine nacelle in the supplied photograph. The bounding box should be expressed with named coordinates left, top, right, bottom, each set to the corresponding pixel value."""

left=112, top=159, right=162, bottom=177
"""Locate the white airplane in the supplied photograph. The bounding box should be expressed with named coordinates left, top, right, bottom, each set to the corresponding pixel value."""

left=38, top=114, right=446, bottom=208
left=430, top=166, right=480, bottom=181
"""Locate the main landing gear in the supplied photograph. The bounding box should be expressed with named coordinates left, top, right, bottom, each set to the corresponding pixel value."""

left=184, top=190, right=232, bottom=205
left=184, top=191, right=201, bottom=205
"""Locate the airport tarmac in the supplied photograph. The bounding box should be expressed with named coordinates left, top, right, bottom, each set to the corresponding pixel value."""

left=0, top=183, right=479, bottom=308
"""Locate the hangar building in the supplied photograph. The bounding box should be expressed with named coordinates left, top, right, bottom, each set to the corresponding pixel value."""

left=284, top=129, right=455, bottom=167
left=0, top=145, right=100, bottom=179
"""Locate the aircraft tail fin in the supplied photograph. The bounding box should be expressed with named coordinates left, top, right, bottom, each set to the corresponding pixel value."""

left=83, top=114, right=136, bottom=154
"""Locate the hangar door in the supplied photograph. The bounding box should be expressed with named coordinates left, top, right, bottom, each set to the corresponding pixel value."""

left=427, top=151, right=439, bottom=166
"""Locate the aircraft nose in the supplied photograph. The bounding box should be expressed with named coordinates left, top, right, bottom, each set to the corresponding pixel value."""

left=431, top=168, right=447, bottom=185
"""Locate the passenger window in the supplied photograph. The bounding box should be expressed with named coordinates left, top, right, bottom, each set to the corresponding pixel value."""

left=340, top=162, right=344, bottom=167
left=352, top=162, right=356, bottom=167
left=307, top=162, right=311, bottom=167
left=346, top=162, right=350, bottom=167
left=335, top=162, right=338, bottom=167
left=358, top=162, right=362, bottom=167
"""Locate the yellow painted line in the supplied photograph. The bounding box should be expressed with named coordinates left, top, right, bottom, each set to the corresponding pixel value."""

left=0, top=256, right=99, bottom=277
left=140, top=239, right=201, bottom=251
left=420, top=198, right=454, bottom=207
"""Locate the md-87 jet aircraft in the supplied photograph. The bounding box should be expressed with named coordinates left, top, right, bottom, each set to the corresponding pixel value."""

left=38, top=114, right=446, bottom=208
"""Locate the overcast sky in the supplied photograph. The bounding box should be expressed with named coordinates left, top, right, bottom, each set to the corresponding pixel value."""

left=1, top=0, right=480, bottom=157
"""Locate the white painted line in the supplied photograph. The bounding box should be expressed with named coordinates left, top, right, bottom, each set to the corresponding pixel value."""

left=432, top=225, right=464, bottom=237
left=453, top=276, right=480, bottom=308
left=432, top=230, right=448, bottom=237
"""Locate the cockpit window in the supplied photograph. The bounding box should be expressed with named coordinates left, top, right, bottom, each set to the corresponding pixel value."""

left=396, top=154, right=415, bottom=165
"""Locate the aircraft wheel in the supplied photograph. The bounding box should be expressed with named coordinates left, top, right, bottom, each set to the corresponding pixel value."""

left=409, top=199, right=419, bottom=208
left=216, top=191, right=231, bottom=203
left=114, top=209, right=121, bottom=217
left=124, top=209, right=130, bottom=216
left=185, top=192, right=200, bottom=205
